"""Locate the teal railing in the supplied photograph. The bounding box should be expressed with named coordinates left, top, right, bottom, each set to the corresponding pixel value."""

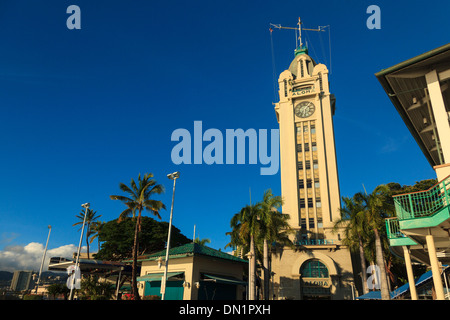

left=297, top=239, right=335, bottom=246
left=393, top=176, right=450, bottom=220
left=385, top=218, right=405, bottom=240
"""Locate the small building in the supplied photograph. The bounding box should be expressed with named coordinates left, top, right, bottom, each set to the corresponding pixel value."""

left=136, top=243, right=247, bottom=300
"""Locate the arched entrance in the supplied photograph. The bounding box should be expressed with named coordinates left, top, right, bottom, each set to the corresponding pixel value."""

left=300, top=259, right=332, bottom=300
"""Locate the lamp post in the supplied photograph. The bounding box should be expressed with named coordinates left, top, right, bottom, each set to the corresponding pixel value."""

left=69, top=202, right=90, bottom=300
left=35, top=225, right=51, bottom=294
left=161, top=171, right=179, bottom=300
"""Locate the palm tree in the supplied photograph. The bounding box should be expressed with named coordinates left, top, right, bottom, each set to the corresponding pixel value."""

left=258, top=189, right=293, bottom=300
left=73, top=208, right=102, bottom=259
left=194, top=237, right=211, bottom=246
left=333, top=195, right=370, bottom=295
left=229, top=204, right=261, bottom=300
left=355, top=185, right=394, bottom=300
left=89, top=221, right=104, bottom=253
left=110, top=173, right=165, bottom=300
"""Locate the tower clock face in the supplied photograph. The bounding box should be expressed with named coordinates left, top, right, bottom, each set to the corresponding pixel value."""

left=295, top=101, right=315, bottom=118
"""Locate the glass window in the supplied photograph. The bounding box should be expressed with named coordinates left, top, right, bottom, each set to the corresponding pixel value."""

left=299, top=198, right=305, bottom=208
left=312, top=142, right=317, bottom=151
left=297, top=144, right=302, bottom=152
left=299, top=179, right=304, bottom=189
left=298, top=161, right=303, bottom=170
left=313, top=160, right=318, bottom=169
left=304, top=143, right=310, bottom=151
left=305, top=160, right=311, bottom=169
left=316, top=198, right=322, bottom=208
left=301, top=259, right=329, bottom=278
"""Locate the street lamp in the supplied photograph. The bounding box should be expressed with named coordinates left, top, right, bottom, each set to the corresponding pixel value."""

left=161, top=171, right=180, bottom=300
left=69, top=202, right=90, bottom=300
left=35, top=225, right=51, bottom=294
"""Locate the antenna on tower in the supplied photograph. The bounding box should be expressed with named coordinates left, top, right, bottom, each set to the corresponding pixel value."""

left=270, top=17, right=325, bottom=53
left=269, top=17, right=332, bottom=74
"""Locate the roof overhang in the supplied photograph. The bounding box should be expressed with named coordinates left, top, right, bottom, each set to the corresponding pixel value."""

left=375, top=43, right=450, bottom=167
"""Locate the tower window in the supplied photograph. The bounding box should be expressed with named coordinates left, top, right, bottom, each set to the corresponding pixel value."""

left=305, top=160, right=311, bottom=170
left=301, top=218, right=307, bottom=229
left=312, top=142, right=317, bottom=151
left=284, top=79, right=287, bottom=97
left=298, top=161, right=303, bottom=170
left=299, top=198, right=305, bottom=208
left=304, top=143, right=310, bottom=152
left=297, top=144, right=302, bottom=152
left=313, top=160, right=318, bottom=169
left=299, top=179, right=304, bottom=189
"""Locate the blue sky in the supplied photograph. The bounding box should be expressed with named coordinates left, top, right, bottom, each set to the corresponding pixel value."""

left=0, top=0, right=448, bottom=270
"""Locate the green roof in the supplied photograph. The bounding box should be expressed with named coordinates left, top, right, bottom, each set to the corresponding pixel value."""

left=136, top=243, right=247, bottom=264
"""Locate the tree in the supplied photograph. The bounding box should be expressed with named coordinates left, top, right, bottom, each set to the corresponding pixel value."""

left=95, top=216, right=190, bottom=261
left=79, top=276, right=116, bottom=300
left=73, top=208, right=102, bottom=259
left=46, top=283, right=70, bottom=300
left=258, top=189, right=293, bottom=300
left=110, top=173, right=165, bottom=300
left=356, top=185, right=394, bottom=300
left=194, top=237, right=211, bottom=246
left=333, top=195, right=370, bottom=295
left=89, top=221, right=104, bottom=254
left=229, top=204, right=260, bottom=300
left=226, top=189, right=293, bottom=300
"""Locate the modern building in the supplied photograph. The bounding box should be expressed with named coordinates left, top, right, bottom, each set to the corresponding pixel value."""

left=271, top=25, right=357, bottom=299
left=376, top=43, right=450, bottom=300
left=136, top=242, right=247, bottom=300
left=10, top=270, right=34, bottom=292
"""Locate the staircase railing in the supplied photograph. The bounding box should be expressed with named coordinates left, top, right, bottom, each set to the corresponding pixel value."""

left=393, top=175, right=450, bottom=220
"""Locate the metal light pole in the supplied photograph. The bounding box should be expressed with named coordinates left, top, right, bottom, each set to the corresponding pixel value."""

left=35, top=225, right=51, bottom=294
left=69, top=202, right=90, bottom=300
left=161, top=171, right=179, bottom=300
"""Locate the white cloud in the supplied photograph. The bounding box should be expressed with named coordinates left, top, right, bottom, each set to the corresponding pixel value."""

left=0, top=242, right=84, bottom=272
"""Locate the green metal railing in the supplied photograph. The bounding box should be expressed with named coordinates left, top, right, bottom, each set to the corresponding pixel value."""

left=385, top=218, right=405, bottom=239
left=297, top=239, right=335, bottom=246
left=393, top=175, right=450, bottom=220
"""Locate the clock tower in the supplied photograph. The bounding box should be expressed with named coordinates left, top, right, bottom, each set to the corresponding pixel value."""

left=272, top=37, right=357, bottom=299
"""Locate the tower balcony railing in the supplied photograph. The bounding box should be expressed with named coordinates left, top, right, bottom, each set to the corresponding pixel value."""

left=296, top=239, right=335, bottom=246
left=392, top=175, right=450, bottom=221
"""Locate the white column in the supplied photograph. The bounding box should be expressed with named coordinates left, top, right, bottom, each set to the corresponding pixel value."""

left=425, top=233, right=446, bottom=300
left=425, top=70, right=450, bottom=163
left=402, top=246, right=418, bottom=300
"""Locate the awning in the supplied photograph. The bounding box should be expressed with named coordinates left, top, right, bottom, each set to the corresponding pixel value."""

left=137, top=271, right=184, bottom=282
left=356, top=266, right=448, bottom=300
left=203, top=274, right=247, bottom=286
